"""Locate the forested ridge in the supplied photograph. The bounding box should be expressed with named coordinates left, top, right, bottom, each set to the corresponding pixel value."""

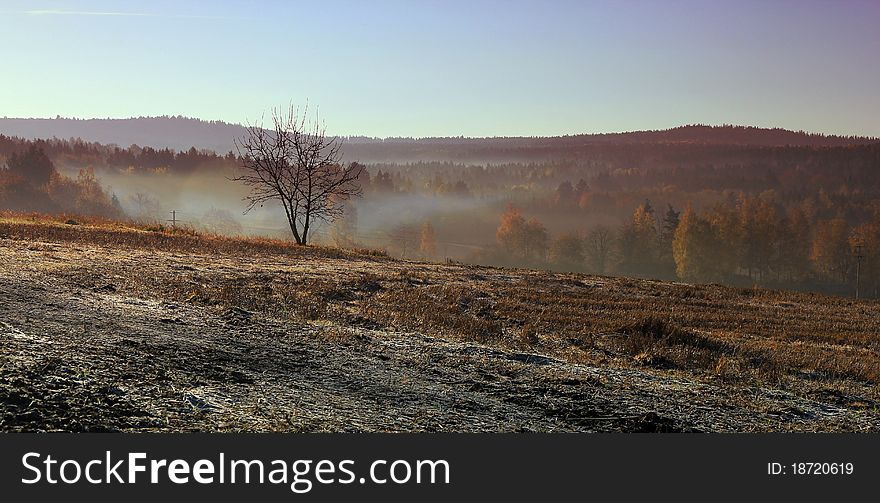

left=2, top=124, right=880, bottom=297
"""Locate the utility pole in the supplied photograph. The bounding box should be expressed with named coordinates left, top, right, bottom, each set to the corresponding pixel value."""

left=854, top=243, right=864, bottom=299
left=168, top=210, right=178, bottom=229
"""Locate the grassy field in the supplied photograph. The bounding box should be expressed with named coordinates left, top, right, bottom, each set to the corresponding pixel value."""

left=1, top=212, right=879, bottom=431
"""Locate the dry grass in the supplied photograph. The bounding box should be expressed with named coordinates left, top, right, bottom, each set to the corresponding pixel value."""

left=0, top=211, right=388, bottom=260
left=5, top=211, right=880, bottom=407
left=614, top=316, right=735, bottom=370
left=360, top=284, right=505, bottom=343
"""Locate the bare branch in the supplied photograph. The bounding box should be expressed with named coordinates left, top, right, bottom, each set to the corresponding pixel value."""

left=232, top=103, right=364, bottom=245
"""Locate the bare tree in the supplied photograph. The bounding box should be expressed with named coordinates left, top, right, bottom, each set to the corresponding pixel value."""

left=128, top=192, right=160, bottom=222
left=233, top=104, right=364, bottom=245
left=585, top=225, right=613, bottom=274
left=389, top=223, right=419, bottom=259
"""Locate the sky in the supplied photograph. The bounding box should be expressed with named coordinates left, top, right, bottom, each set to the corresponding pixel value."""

left=1, top=0, right=879, bottom=137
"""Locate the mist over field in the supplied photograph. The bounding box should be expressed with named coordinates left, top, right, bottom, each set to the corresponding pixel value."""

left=4, top=118, right=880, bottom=301
left=55, top=158, right=510, bottom=252
left=55, top=163, right=290, bottom=237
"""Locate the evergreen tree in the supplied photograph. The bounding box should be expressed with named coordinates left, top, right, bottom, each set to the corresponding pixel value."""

left=7, top=144, right=56, bottom=186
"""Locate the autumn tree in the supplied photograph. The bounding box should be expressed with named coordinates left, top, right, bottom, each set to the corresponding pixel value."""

left=73, top=167, right=109, bottom=215
left=617, top=200, right=658, bottom=276
left=772, top=208, right=812, bottom=282
left=657, top=204, right=680, bottom=278
left=811, top=218, right=852, bottom=283
left=673, top=205, right=698, bottom=281
left=585, top=225, right=613, bottom=274
left=705, top=203, right=741, bottom=281
left=738, top=195, right=777, bottom=281
left=128, top=192, right=161, bottom=221
left=329, top=198, right=358, bottom=248
left=853, top=220, right=880, bottom=297
left=496, top=205, right=548, bottom=264
left=44, top=167, right=119, bottom=218
left=45, top=172, right=78, bottom=212
left=233, top=104, right=364, bottom=245
left=549, top=233, right=584, bottom=271
left=389, top=223, right=419, bottom=259
left=522, top=218, right=549, bottom=263
left=673, top=205, right=723, bottom=282
left=419, top=221, right=438, bottom=258
left=496, top=204, right=526, bottom=255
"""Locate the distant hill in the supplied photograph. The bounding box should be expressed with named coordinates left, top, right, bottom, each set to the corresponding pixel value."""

left=0, top=116, right=247, bottom=153
left=1, top=117, right=876, bottom=160
left=561, top=125, right=879, bottom=147
left=369, top=125, right=879, bottom=147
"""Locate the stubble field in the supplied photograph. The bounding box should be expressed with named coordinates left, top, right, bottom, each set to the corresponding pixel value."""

left=1, top=214, right=879, bottom=432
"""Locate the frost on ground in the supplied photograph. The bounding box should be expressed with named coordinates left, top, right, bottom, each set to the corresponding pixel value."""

left=1, top=236, right=878, bottom=432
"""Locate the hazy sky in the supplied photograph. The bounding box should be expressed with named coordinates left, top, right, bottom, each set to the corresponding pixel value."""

left=1, top=0, right=878, bottom=137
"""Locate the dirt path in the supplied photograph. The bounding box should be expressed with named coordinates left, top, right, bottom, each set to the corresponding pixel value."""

left=1, top=239, right=878, bottom=432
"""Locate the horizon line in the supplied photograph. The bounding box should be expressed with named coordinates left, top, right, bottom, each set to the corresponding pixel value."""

left=1, top=115, right=879, bottom=142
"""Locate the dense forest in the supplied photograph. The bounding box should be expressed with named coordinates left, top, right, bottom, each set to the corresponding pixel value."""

left=2, top=125, right=880, bottom=298
left=1, top=117, right=876, bottom=160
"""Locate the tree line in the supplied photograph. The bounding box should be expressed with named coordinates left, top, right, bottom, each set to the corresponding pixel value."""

left=483, top=193, right=880, bottom=298
left=0, top=142, right=122, bottom=217
left=0, top=135, right=233, bottom=174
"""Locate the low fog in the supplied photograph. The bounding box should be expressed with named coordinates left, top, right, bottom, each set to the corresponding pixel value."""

left=56, top=164, right=284, bottom=237
left=56, top=162, right=509, bottom=261
left=12, top=123, right=880, bottom=299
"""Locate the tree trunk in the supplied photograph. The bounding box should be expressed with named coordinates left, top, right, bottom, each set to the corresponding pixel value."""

left=288, top=220, right=304, bottom=245
left=302, top=213, right=311, bottom=246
